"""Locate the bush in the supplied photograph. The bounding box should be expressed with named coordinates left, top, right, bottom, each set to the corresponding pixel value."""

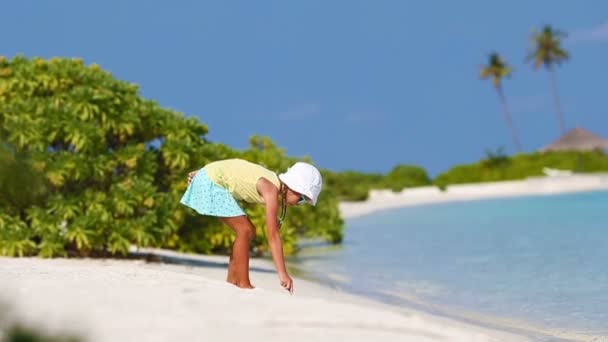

left=381, top=164, right=431, bottom=192
left=322, top=164, right=432, bottom=201
left=321, top=170, right=382, bottom=201
left=0, top=303, right=84, bottom=342
left=2, top=324, right=83, bottom=342
left=0, top=56, right=343, bottom=257
left=434, top=150, right=608, bottom=188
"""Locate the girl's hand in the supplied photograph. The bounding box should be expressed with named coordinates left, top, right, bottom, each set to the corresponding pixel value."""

left=279, top=272, right=294, bottom=295
left=187, top=171, right=198, bottom=185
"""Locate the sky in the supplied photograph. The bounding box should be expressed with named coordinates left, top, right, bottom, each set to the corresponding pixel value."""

left=2, top=1, right=607, bottom=175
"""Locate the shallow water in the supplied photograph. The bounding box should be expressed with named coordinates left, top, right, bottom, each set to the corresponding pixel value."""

left=289, top=191, right=608, bottom=341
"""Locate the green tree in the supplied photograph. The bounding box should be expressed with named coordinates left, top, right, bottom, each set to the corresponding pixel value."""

left=321, top=170, right=383, bottom=201
left=434, top=150, right=608, bottom=188
left=527, top=25, right=569, bottom=134
left=0, top=56, right=210, bottom=257
left=0, top=141, right=48, bottom=215
left=480, top=53, right=522, bottom=152
left=0, top=56, right=343, bottom=257
left=381, top=164, right=431, bottom=192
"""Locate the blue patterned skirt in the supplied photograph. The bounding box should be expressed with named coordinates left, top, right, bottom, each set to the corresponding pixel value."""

left=179, top=169, right=245, bottom=217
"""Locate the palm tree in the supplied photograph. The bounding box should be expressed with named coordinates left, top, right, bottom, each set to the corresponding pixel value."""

left=480, top=53, right=523, bottom=152
left=527, top=25, right=569, bottom=134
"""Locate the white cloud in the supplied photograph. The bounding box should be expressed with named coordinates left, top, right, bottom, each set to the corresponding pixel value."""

left=276, top=103, right=320, bottom=120
left=568, top=22, right=608, bottom=43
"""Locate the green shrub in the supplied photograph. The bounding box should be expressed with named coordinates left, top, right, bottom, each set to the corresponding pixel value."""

left=434, top=150, right=608, bottom=188
left=381, top=164, right=431, bottom=192
left=2, top=324, right=83, bottom=342
left=322, top=164, right=431, bottom=201
left=0, top=56, right=343, bottom=257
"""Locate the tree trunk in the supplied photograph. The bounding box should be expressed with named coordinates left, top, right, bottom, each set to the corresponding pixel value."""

left=496, top=86, right=523, bottom=153
left=549, top=65, right=567, bottom=135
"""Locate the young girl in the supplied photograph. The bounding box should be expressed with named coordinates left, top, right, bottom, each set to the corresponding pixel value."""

left=180, top=158, right=322, bottom=294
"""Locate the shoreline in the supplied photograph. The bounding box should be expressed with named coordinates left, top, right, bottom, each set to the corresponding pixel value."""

left=3, top=176, right=607, bottom=341
left=287, top=249, right=601, bottom=342
left=339, top=173, right=608, bottom=219
left=0, top=250, right=530, bottom=342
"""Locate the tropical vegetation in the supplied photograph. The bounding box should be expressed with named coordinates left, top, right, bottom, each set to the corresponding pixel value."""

left=0, top=24, right=601, bottom=258
left=434, top=149, right=608, bottom=189
left=480, top=53, right=522, bottom=152
left=527, top=25, right=569, bottom=135
left=0, top=56, right=342, bottom=258
left=323, top=164, right=431, bottom=201
left=1, top=322, right=82, bottom=342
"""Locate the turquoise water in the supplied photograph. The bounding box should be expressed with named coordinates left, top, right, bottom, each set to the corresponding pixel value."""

left=290, top=191, right=608, bottom=340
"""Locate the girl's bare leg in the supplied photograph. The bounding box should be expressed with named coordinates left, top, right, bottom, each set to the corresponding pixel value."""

left=227, top=249, right=236, bottom=284
left=221, top=216, right=255, bottom=289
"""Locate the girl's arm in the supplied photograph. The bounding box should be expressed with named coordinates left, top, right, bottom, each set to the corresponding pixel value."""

left=257, top=178, right=293, bottom=293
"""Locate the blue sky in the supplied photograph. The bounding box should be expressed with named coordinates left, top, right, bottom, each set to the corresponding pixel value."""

left=3, top=1, right=607, bottom=175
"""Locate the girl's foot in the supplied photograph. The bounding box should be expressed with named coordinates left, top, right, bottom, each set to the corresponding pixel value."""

left=227, top=279, right=254, bottom=289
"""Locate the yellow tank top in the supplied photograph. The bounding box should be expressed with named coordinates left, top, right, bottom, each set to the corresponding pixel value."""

left=203, top=159, right=281, bottom=204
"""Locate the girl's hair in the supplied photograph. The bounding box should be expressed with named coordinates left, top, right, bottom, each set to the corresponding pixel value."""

left=278, top=183, right=288, bottom=229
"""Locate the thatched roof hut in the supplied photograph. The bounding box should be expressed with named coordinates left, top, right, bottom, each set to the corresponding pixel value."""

left=540, top=127, right=608, bottom=152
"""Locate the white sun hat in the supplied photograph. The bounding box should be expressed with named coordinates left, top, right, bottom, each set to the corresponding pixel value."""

left=278, top=162, right=323, bottom=205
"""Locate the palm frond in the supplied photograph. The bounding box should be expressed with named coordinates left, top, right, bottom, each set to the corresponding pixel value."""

left=479, top=52, right=511, bottom=88
left=528, top=25, right=570, bottom=69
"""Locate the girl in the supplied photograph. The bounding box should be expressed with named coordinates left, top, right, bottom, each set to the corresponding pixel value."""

left=180, top=158, right=322, bottom=294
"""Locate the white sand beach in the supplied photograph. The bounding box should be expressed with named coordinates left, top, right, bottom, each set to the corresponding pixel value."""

left=340, top=173, right=608, bottom=219
left=4, top=176, right=607, bottom=342
left=0, top=249, right=529, bottom=342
